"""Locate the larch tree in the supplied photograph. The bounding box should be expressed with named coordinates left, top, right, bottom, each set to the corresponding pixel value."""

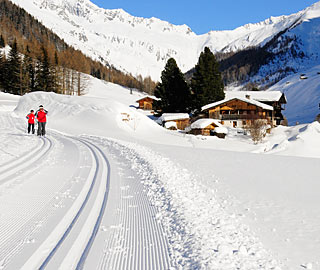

left=154, top=58, right=191, bottom=113
left=191, top=47, right=225, bottom=113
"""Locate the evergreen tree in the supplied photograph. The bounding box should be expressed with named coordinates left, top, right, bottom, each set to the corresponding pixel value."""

left=0, top=51, right=5, bottom=90
left=36, top=45, right=54, bottom=92
left=6, top=40, right=22, bottom=95
left=191, top=47, right=225, bottom=112
left=0, top=35, right=5, bottom=48
left=154, top=58, right=191, bottom=113
left=21, top=45, right=35, bottom=94
left=52, top=51, right=62, bottom=93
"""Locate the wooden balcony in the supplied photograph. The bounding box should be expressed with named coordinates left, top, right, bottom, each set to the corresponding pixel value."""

left=218, top=114, right=269, bottom=121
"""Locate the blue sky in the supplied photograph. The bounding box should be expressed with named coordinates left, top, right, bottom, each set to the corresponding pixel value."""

left=90, top=0, right=318, bottom=34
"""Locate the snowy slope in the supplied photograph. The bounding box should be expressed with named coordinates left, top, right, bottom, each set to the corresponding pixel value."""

left=0, top=74, right=320, bottom=269
left=268, top=64, right=320, bottom=125
left=8, top=0, right=320, bottom=81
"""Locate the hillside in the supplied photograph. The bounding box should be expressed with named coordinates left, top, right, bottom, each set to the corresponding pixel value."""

left=0, top=0, right=156, bottom=93
left=7, top=0, right=320, bottom=84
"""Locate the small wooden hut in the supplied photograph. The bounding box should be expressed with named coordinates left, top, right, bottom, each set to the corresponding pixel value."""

left=136, top=96, right=160, bottom=110
left=189, top=119, right=227, bottom=137
left=160, top=113, right=190, bottom=130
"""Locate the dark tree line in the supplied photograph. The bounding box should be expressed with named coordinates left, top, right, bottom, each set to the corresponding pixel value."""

left=154, top=47, right=225, bottom=114
left=0, top=39, right=87, bottom=95
left=0, top=0, right=157, bottom=94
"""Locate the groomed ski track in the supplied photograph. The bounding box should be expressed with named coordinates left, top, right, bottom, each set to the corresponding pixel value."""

left=0, top=113, right=172, bottom=270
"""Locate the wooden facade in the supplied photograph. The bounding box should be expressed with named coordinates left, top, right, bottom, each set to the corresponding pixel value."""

left=204, top=98, right=273, bottom=128
left=190, top=123, right=217, bottom=136
left=170, top=119, right=190, bottom=130
left=136, top=97, right=156, bottom=110
left=257, top=94, right=286, bottom=125
left=223, top=92, right=287, bottom=126
left=161, top=113, right=190, bottom=130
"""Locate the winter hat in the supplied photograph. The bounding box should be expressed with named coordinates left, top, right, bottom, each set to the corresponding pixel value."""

left=39, top=105, right=43, bottom=108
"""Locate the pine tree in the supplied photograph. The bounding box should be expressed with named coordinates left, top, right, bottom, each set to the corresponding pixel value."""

left=36, top=45, right=54, bottom=92
left=6, top=40, right=22, bottom=95
left=52, top=51, right=62, bottom=93
left=0, top=51, right=5, bottom=90
left=154, top=58, right=191, bottom=113
left=191, top=47, right=225, bottom=112
left=21, top=45, right=35, bottom=94
left=0, top=35, right=5, bottom=48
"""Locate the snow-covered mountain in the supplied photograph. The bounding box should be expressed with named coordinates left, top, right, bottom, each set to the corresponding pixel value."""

left=8, top=0, right=320, bottom=81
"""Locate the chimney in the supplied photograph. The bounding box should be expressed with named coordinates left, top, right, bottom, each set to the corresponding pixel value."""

left=245, top=94, right=250, bottom=99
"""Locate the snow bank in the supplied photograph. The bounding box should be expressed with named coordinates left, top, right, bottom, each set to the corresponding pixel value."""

left=102, top=138, right=281, bottom=269
left=266, top=121, right=320, bottom=158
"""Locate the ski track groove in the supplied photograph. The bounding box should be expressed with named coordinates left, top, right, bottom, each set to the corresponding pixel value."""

left=35, top=137, right=100, bottom=270
left=0, top=116, right=63, bottom=266
left=0, top=135, right=56, bottom=255
left=0, top=116, right=103, bottom=269
left=0, top=115, right=52, bottom=185
left=0, top=137, right=52, bottom=185
left=74, top=138, right=110, bottom=270
left=0, top=137, right=44, bottom=172
left=1, top=114, right=172, bottom=270
left=20, top=135, right=111, bottom=270
left=85, top=137, right=171, bottom=270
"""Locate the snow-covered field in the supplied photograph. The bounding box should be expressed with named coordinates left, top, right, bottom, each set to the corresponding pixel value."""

left=0, top=77, right=319, bottom=269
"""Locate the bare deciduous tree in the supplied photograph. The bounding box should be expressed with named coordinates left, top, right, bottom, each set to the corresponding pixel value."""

left=281, top=117, right=288, bottom=126
left=245, top=119, right=268, bottom=144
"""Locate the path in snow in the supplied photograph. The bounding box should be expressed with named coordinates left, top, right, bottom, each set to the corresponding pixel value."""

left=0, top=113, right=172, bottom=270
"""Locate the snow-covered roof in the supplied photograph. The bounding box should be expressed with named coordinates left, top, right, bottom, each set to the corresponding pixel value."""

left=213, top=126, right=228, bottom=134
left=225, top=91, right=285, bottom=103
left=164, top=121, right=177, bottom=129
left=191, top=118, right=222, bottom=129
left=160, top=113, right=190, bottom=122
left=201, top=97, right=274, bottom=112
left=136, top=95, right=161, bottom=102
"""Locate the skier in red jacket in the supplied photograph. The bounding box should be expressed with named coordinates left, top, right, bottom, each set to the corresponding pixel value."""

left=35, top=105, right=48, bottom=136
left=26, top=109, right=35, bottom=134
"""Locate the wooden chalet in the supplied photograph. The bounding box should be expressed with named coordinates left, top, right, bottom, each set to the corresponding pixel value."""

left=160, top=113, right=190, bottom=130
left=224, top=91, right=287, bottom=125
left=202, top=96, right=274, bottom=128
left=189, top=119, right=227, bottom=138
left=136, top=96, right=160, bottom=110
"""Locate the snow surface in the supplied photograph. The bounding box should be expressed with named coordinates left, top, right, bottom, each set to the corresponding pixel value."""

left=268, top=64, right=320, bottom=125
left=0, top=75, right=319, bottom=269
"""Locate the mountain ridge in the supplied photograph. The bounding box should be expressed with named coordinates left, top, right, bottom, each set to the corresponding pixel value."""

left=7, top=0, right=320, bottom=86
